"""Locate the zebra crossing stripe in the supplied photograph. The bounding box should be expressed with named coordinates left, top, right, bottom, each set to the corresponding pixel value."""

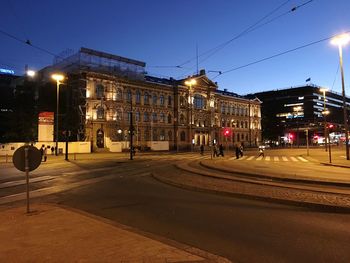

left=273, top=156, right=279, bottom=161
left=282, top=156, right=288, bottom=161
left=265, top=156, right=270, bottom=161
left=290, top=157, right=298, bottom=162
left=297, top=157, right=308, bottom=162
left=256, top=156, right=263, bottom=161
left=247, top=156, right=254, bottom=161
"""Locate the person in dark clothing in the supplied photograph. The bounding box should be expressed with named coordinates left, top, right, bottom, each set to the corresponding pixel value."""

left=51, top=146, right=54, bottom=155
left=239, top=144, right=244, bottom=157
left=219, top=144, right=224, bottom=157
left=235, top=146, right=240, bottom=159
left=200, top=144, right=204, bottom=155
left=40, top=145, right=45, bottom=161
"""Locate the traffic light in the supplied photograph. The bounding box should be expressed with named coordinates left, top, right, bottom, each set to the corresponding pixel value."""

left=223, top=128, right=230, bottom=137
left=289, top=133, right=294, bottom=140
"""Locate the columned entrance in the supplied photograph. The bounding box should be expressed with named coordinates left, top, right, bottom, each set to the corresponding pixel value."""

left=193, top=131, right=211, bottom=146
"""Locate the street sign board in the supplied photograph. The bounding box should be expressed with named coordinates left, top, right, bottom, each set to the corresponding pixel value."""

left=12, top=146, right=41, bottom=172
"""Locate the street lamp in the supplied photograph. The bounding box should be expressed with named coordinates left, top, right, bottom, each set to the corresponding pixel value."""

left=293, top=106, right=302, bottom=147
left=331, top=33, right=350, bottom=160
left=26, top=70, right=36, bottom=78
left=185, top=78, right=197, bottom=151
left=320, top=88, right=329, bottom=152
left=51, top=73, right=65, bottom=156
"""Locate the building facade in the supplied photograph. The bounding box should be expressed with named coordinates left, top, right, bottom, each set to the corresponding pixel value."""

left=249, top=85, right=350, bottom=145
left=39, top=47, right=261, bottom=151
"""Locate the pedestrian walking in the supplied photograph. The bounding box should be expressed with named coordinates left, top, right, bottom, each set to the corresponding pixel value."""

left=235, top=145, right=240, bottom=159
left=51, top=146, right=54, bottom=155
left=258, top=146, right=265, bottom=157
left=43, top=146, right=48, bottom=162
left=40, top=145, right=44, bottom=161
left=219, top=144, right=224, bottom=157
left=200, top=144, right=204, bottom=155
left=213, top=145, right=218, bottom=157
left=239, top=144, right=244, bottom=157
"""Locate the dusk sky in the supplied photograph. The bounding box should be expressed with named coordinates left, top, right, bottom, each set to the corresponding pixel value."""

left=1, top=0, right=350, bottom=95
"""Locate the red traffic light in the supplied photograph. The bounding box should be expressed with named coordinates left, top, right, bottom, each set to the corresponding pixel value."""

left=328, top=124, right=334, bottom=129
left=223, top=129, right=230, bottom=137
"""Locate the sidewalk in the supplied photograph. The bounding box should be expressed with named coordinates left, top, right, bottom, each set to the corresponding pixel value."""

left=0, top=204, right=229, bottom=263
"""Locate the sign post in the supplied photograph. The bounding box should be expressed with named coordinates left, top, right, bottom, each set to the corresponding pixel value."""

left=13, top=145, right=42, bottom=213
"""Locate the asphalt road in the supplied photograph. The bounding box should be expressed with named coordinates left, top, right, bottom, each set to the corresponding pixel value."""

left=33, top=158, right=350, bottom=263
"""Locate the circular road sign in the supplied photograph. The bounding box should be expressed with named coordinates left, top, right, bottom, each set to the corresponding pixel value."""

left=12, top=146, right=42, bottom=172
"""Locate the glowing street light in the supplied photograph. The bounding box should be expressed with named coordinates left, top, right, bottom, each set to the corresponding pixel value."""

left=185, top=78, right=197, bottom=151
left=26, top=70, right=36, bottom=78
left=51, top=73, right=65, bottom=156
left=331, top=33, right=350, bottom=160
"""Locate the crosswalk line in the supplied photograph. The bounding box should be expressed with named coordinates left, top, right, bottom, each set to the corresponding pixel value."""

left=282, top=156, right=288, bottom=161
left=265, top=156, right=270, bottom=161
left=273, top=156, right=279, bottom=161
left=247, top=156, right=254, bottom=161
left=290, top=157, right=298, bottom=162
left=297, top=157, right=308, bottom=162
left=256, top=156, right=263, bottom=161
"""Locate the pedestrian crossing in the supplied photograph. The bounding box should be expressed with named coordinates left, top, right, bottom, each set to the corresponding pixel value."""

left=229, top=155, right=309, bottom=162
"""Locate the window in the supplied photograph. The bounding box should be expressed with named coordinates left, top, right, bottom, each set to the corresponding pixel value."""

left=221, top=104, right=225, bottom=113
left=153, top=94, right=157, bottom=105
left=168, top=114, right=172, bottom=124
left=168, top=131, right=172, bottom=141
left=152, top=112, right=157, bottom=122
left=136, top=90, right=141, bottom=104
left=245, top=121, right=248, bottom=129
left=96, top=84, right=104, bottom=99
left=241, top=134, right=244, bottom=140
left=160, top=95, right=164, bottom=106
left=180, top=96, right=185, bottom=106
left=194, top=94, right=205, bottom=109
left=97, top=106, right=104, bottom=119
left=135, top=111, right=140, bottom=122
left=160, top=130, right=165, bottom=141
left=144, top=129, right=150, bottom=141
left=126, top=89, right=132, bottom=102
left=152, top=129, right=157, bottom=141
left=160, top=113, right=165, bottom=122
left=143, top=112, right=149, bottom=122
left=180, top=114, right=185, bottom=125
left=168, top=96, right=172, bottom=106
left=144, top=92, right=150, bottom=105
left=127, top=112, right=131, bottom=122
left=180, top=131, right=186, bottom=141
left=116, top=88, right=122, bottom=100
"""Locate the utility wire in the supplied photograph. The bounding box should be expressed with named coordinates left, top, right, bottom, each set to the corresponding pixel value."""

left=213, top=30, right=350, bottom=79
left=331, top=64, right=340, bottom=90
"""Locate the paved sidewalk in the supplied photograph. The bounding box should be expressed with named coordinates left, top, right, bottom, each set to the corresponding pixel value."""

left=0, top=204, right=229, bottom=263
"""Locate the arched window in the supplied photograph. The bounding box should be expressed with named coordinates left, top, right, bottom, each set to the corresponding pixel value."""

left=241, top=134, right=244, bottom=140
left=237, top=133, right=240, bottom=142
left=96, top=84, right=104, bottom=99
left=241, top=121, right=244, bottom=128
left=180, top=131, right=186, bottom=141
left=136, top=90, right=141, bottom=104
left=135, top=111, right=140, bottom=122
left=167, top=114, right=172, bottom=124
left=97, top=106, right=104, bottom=119
left=160, top=95, right=164, bottom=106
left=144, top=92, right=150, bottom=105
left=245, top=121, right=248, bottom=129
left=153, top=94, right=157, bottom=105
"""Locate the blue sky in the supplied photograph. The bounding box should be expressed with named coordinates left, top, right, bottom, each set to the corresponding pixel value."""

left=1, top=0, right=350, bottom=95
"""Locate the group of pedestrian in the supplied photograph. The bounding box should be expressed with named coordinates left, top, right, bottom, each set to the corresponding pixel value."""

left=40, top=145, right=55, bottom=162
left=213, top=144, right=224, bottom=157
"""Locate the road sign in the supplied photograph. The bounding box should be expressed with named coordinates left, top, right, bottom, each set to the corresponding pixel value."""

left=13, top=145, right=41, bottom=172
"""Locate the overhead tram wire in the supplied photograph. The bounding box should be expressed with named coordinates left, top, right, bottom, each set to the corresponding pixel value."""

left=176, top=0, right=291, bottom=69
left=177, top=0, right=314, bottom=71
left=212, top=30, right=350, bottom=79
left=198, top=0, right=315, bottom=67
left=0, top=28, right=63, bottom=59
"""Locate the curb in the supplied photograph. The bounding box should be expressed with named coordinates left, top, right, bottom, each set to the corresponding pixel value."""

left=151, top=172, right=350, bottom=212
left=199, top=160, right=350, bottom=187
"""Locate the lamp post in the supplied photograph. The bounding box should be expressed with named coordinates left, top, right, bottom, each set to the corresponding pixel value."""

left=293, top=106, right=302, bottom=147
left=331, top=33, right=350, bottom=160
left=320, top=88, right=329, bottom=152
left=51, top=74, right=65, bottom=156
left=185, top=78, right=197, bottom=151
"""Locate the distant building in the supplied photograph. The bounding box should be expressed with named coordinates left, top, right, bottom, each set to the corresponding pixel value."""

left=17, top=47, right=261, bottom=151
left=248, top=84, right=350, bottom=145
